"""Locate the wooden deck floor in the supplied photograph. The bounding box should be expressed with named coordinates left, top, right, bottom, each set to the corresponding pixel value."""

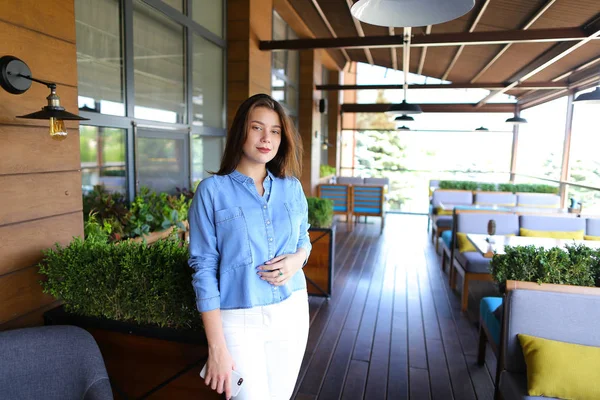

left=293, top=214, right=498, bottom=400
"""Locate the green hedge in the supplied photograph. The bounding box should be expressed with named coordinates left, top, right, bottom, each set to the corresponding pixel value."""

left=39, top=231, right=201, bottom=330
left=438, top=180, right=559, bottom=194
left=490, top=244, right=600, bottom=289
left=320, top=164, right=336, bottom=178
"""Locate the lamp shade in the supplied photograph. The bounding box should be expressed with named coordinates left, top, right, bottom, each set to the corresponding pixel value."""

left=394, top=114, right=414, bottom=122
left=385, top=100, right=422, bottom=115
left=574, top=87, right=600, bottom=104
left=505, top=116, right=527, bottom=125
left=350, top=0, right=475, bottom=28
left=18, top=106, right=89, bottom=120
left=475, top=126, right=489, bottom=131
left=396, top=125, right=410, bottom=131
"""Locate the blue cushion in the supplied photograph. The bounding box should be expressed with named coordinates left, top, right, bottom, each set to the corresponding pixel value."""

left=441, top=230, right=453, bottom=248
left=480, top=297, right=503, bottom=345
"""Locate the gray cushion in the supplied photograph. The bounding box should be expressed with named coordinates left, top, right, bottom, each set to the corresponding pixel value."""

left=457, top=212, right=519, bottom=235
left=474, top=192, right=516, bottom=206
left=518, top=215, right=585, bottom=232
left=435, top=215, right=452, bottom=228
left=337, top=176, right=364, bottom=185
left=517, top=193, right=560, bottom=207
left=586, top=218, right=600, bottom=236
left=432, top=190, right=473, bottom=207
left=503, top=290, right=600, bottom=374
left=364, top=177, right=389, bottom=186
left=0, top=325, right=113, bottom=400
left=499, top=371, right=550, bottom=400
left=458, top=251, right=491, bottom=274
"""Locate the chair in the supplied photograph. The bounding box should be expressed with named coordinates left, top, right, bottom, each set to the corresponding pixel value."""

left=318, top=184, right=351, bottom=223
left=351, top=185, right=385, bottom=234
left=430, top=190, right=473, bottom=252
left=497, top=287, right=600, bottom=400
left=0, top=325, right=113, bottom=399
left=449, top=211, right=518, bottom=312
left=477, top=296, right=503, bottom=365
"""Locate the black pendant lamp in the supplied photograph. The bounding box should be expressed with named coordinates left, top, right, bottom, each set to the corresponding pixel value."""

left=394, top=114, right=415, bottom=122
left=574, top=87, right=600, bottom=104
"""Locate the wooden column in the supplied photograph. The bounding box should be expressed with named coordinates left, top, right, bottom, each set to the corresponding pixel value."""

left=0, top=0, right=83, bottom=330
left=327, top=70, right=341, bottom=172
left=299, top=50, right=323, bottom=196
left=226, top=0, right=273, bottom=129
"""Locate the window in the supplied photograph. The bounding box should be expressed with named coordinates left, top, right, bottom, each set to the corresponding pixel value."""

left=192, top=135, right=225, bottom=183
left=80, top=126, right=127, bottom=194
left=75, top=0, right=227, bottom=198
left=193, top=34, right=224, bottom=128
left=515, top=97, right=568, bottom=181
left=133, top=0, right=185, bottom=123
left=75, top=0, right=124, bottom=116
left=271, top=11, right=299, bottom=117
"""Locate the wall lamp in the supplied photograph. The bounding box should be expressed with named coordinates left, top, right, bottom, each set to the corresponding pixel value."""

left=0, top=56, right=88, bottom=141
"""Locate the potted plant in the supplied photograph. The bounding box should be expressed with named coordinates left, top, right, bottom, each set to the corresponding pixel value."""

left=305, top=197, right=335, bottom=297
left=39, top=222, right=219, bottom=399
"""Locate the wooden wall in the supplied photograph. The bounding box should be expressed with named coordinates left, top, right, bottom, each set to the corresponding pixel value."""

left=226, top=0, right=273, bottom=129
left=0, top=0, right=83, bottom=331
left=299, top=50, right=323, bottom=196
left=327, top=70, right=341, bottom=171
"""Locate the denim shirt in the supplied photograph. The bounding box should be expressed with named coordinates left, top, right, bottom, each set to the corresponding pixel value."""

left=188, top=170, right=312, bottom=312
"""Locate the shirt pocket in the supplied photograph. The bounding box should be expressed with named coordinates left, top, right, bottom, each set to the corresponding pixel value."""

left=284, top=202, right=304, bottom=252
left=215, top=207, right=253, bottom=273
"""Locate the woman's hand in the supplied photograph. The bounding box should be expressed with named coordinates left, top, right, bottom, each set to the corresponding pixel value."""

left=257, top=249, right=307, bottom=285
left=204, top=345, right=236, bottom=400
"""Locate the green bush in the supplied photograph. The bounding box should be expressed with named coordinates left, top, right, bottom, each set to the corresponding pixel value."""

left=498, top=183, right=515, bottom=192
left=307, top=197, right=334, bottom=228
left=490, top=244, right=600, bottom=289
left=38, top=232, right=201, bottom=330
left=320, top=165, right=336, bottom=178
left=439, top=181, right=559, bottom=194
left=439, top=180, right=478, bottom=190
left=478, top=183, right=497, bottom=192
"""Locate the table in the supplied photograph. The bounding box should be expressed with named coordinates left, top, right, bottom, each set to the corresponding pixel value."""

left=466, top=233, right=600, bottom=258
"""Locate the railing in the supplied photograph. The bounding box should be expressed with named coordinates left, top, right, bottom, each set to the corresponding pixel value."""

left=338, top=167, right=600, bottom=215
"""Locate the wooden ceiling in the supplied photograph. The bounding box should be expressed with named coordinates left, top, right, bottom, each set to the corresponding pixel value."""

left=266, top=0, right=600, bottom=107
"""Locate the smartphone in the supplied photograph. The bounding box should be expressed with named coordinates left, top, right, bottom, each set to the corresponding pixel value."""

left=199, top=363, right=244, bottom=398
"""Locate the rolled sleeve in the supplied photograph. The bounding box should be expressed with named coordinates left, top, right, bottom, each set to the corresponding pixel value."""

left=188, top=180, right=221, bottom=313
left=295, top=179, right=312, bottom=266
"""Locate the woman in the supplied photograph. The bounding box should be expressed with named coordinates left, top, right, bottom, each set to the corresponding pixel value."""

left=188, top=93, right=312, bottom=400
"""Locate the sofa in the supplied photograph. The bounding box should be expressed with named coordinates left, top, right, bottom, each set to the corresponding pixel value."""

left=498, top=287, right=600, bottom=399
left=441, top=212, right=598, bottom=312
left=0, top=325, right=113, bottom=399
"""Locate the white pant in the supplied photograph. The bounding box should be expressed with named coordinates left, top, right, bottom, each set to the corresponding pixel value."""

left=221, top=289, right=309, bottom=400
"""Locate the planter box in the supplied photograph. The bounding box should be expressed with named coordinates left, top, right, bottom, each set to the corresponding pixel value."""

left=44, top=307, right=219, bottom=400
left=305, top=226, right=335, bottom=297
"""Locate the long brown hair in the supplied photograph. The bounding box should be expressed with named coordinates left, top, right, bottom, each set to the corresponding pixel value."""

left=216, top=94, right=302, bottom=178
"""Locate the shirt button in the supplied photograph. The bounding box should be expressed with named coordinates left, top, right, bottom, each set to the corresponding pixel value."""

left=266, top=220, right=271, bottom=225
left=269, top=237, right=273, bottom=242
left=263, top=205, right=267, bottom=209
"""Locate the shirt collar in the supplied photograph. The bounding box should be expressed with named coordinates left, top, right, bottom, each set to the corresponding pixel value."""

left=230, top=169, right=274, bottom=183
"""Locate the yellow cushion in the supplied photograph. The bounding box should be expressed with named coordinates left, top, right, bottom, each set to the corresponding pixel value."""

left=518, top=333, right=600, bottom=399
left=456, top=232, right=476, bottom=252
left=435, top=207, right=453, bottom=215
left=519, top=203, right=559, bottom=208
left=520, top=228, right=584, bottom=240
left=584, top=235, right=600, bottom=241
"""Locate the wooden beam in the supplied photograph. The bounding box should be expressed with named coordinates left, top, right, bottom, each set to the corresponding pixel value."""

left=417, top=25, right=432, bottom=76
left=316, top=82, right=568, bottom=90
left=442, top=0, right=491, bottom=80
left=477, top=14, right=600, bottom=106
left=345, top=0, right=373, bottom=65
left=471, top=0, right=557, bottom=83
left=341, top=103, right=516, bottom=113
left=260, top=27, right=592, bottom=50
left=272, top=0, right=345, bottom=70
left=310, top=0, right=351, bottom=66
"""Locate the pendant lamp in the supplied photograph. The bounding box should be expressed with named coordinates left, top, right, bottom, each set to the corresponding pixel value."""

left=351, top=0, right=475, bottom=28
left=505, top=116, right=527, bottom=125
left=395, top=114, right=414, bottom=122
left=475, top=126, right=489, bottom=131
left=574, top=87, right=600, bottom=104
left=396, top=125, right=410, bottom=131
left=385, top=27, right=422, bottom=115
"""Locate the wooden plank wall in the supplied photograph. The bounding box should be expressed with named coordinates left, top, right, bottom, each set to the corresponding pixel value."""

left=299, top=50, right=323, bottom=196
left=226, top=0, right=273, bottom=130
left=0, top=0, right=83, bottom=331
